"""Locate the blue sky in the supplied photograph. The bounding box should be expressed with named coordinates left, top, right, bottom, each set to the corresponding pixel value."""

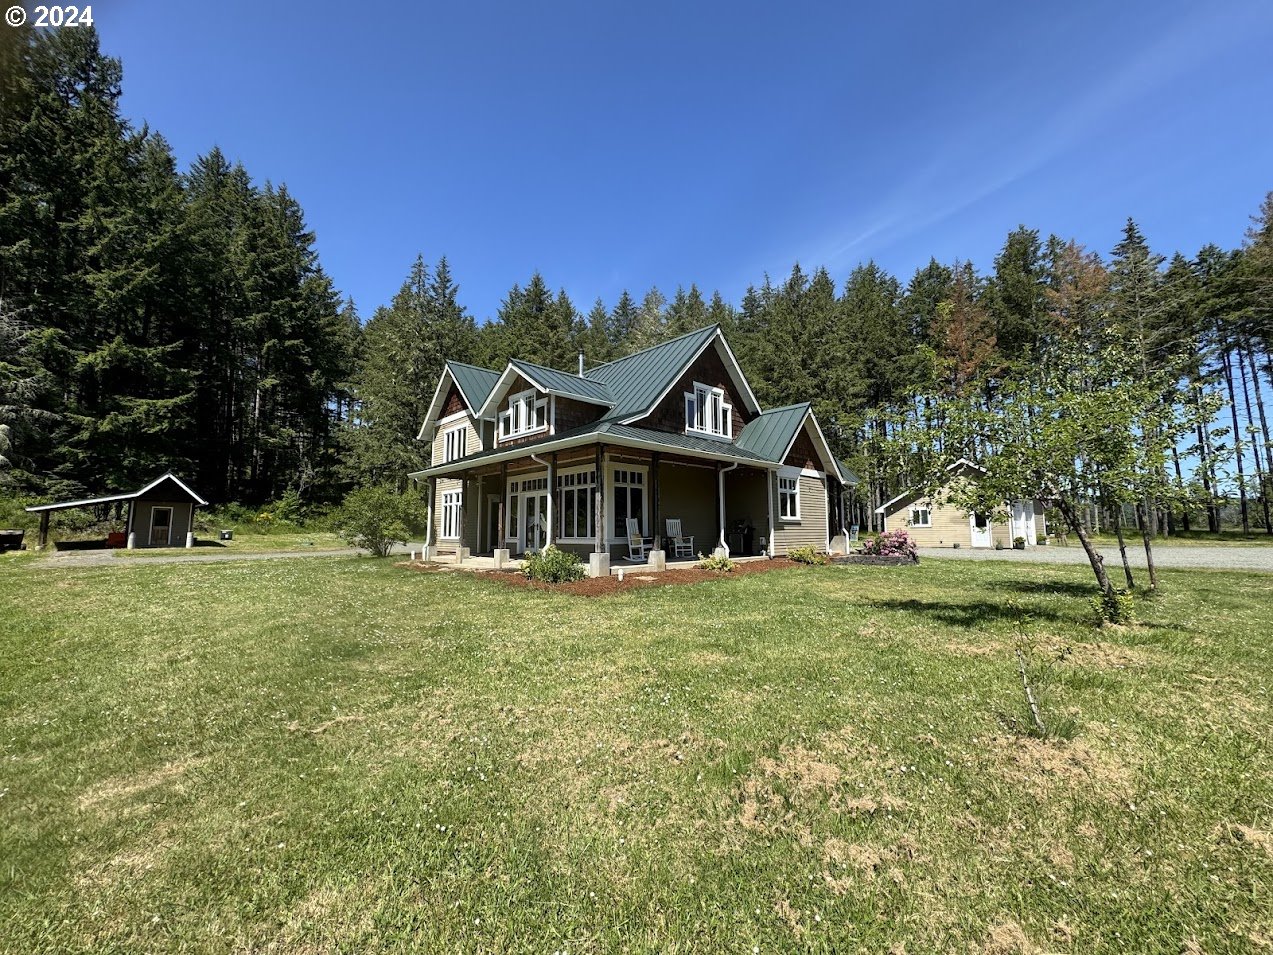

left=101, top=0, right=1273, bottom=321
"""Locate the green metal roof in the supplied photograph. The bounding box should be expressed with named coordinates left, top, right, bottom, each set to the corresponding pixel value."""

left=734, top=402, right=810, bottom=464
left=446, top=361, right=501, bottom=412
left=584, top=324, right=720, bottom=421
left=411, top=415, right=772, bottom=479
left=509, top=359, right=614, bottom=405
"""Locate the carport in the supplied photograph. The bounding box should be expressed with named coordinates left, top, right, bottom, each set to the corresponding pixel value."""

left=24, top=473, right=208, bottom=550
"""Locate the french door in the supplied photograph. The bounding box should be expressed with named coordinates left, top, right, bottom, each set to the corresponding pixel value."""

left=522, top=492, right=549, bottom=553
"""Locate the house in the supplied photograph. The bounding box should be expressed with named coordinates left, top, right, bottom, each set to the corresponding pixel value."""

left=24, top=473, right=208, bottom=550
left=874, top=459, right=1046, bottom=549
left=408, top=325, right=856, bottom=576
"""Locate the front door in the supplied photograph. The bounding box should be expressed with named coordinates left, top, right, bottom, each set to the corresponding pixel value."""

left=150, top=507, right=172, bottom=547
left=969, top=511, right=992, bottom=548
left=522, top=492, right=549, bottom=553
left=486, top=494, right=501, bottom=554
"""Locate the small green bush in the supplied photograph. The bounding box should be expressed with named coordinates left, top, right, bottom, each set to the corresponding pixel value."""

left=1090, top=588, right=1135, bottom=625
left=696, top=552, right=736, bottom=572
left=523, top=545, right=585, bottom=583
left=334, top=485, right=421, bottom=557
left=788, top=545, right=829, bottom=565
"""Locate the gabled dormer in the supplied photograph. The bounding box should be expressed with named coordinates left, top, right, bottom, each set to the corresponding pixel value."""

left=477, top=359, right=614, bottom=447
left=585, top=324, right=761, bottom=440
left=416, top=361, right=501, bottom=464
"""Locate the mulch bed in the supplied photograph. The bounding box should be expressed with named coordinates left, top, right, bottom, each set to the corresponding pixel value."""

left=397, top=557, right=799, bottom=597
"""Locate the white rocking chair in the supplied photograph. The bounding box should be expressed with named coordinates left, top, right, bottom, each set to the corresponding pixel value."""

left=625, top=518, right=652, bottom=562
left=665, top=518, right=694, bottom=558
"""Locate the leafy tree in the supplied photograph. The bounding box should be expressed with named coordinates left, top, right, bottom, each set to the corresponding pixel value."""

left=334, top=484, right=421, bottom=557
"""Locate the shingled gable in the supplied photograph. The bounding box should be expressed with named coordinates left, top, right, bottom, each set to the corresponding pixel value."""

left=415, top=361, right=501, bottom=441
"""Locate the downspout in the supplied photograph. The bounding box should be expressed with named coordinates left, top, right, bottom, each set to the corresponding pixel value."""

left=718, top=461, right=739, bottom=554
left=765, top=467, right=776, bottom=558
left=529, top=452, right=554, bottom=548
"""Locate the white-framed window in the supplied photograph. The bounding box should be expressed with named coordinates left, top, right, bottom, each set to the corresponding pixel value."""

left=909, top=507, right=931, bottom=527
left=611, top=467, right=646, bottom=537
left=556, top=468, right=597, bottom=540
left=778, top=473, right=800, bottom=520
left=684, top=381, right=732, bottom=439
left=442, top=425, right=467, bottom=463
left=497, top=389, right=548, bottom=442
left=440, top=490, right=463, bottom=540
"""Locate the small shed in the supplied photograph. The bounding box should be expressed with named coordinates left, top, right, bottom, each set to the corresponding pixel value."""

left=875, top=459, right=1046, bottom=549
left=25, top=473, right=208, bottom=550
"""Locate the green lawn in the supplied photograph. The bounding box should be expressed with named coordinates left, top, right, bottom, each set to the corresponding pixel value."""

left=113, top=530, right=350, bottom=557
left=0, top=557, right=1268, bottom=953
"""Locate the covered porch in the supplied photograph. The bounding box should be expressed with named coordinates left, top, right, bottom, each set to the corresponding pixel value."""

left=416, top=443, right=791, bottom=577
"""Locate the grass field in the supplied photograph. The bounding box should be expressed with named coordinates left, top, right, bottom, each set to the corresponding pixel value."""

left=113, top=531, right=350, bottom=557
left=1083, top=530, right=1273, bottom=548
left=0, top=556, right=1269, bottom=953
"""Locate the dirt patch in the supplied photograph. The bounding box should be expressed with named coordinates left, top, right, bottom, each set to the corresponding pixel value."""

left=401, top=557, right=798, bottom=597
left=286, top=714, right=365, bottom=735
left=774, top=898, right=805, bottom=938
left=979, top=919, right=1038, bottom=954
left=985, top=735, right=1130, bottom=802
left=1214, top=822, right=1273, bottom=857
left=1060, top=641, right=1151, bottom=669
left=78, top=756, right=208, bottom=814
left=820, top=834, right=918, bottom=892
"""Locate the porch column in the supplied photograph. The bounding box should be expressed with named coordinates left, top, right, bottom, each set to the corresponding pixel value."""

left=651, top=452, right=662, bottom=550
left=493, top=463, right=510, bottom=569
left=424, top=477, right=436, bottom=557
left=38, top=511, right=49, bottom=550
left=126, top=501, right=136, bottom=550
left=547, top=453, right=557, bottom=547
left=456, top=475, right=470, bottom=562
left=497, top=464, right=507, bottom=544
left=594, top=445, right=605, bottom=554
left=589, top=444, right=609, bottom=578
left=766, top=469, right=776, bottom=557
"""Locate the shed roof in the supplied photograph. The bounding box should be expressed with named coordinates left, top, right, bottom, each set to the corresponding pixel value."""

left=25, top=473, right=207, bottom=513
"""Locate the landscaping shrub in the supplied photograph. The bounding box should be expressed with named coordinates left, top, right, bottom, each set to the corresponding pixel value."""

left=788, top=545, right=829, bottom=565
left=696, top=552, right=736, bottom=572
left=523, top=545, right=585, bottom=583
left=333, top=485, right=420, bottom=557
left=861, top=529, right=918, bottom=561
left=1090, top=588, right=1135, bottom=625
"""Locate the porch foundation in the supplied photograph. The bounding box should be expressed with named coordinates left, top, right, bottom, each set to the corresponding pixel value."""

left=647, top=549, right=666, bottom=571
left=830, top=533, right=849, bottom=555
left=455, top=546, right=471, bottom=563
left=493, top=548, right=511, bottom=570
left=588, top=552, right=611, bottom=578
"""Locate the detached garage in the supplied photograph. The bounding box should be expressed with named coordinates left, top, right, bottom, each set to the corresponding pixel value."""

left=25, top=473, right=208, bottom=550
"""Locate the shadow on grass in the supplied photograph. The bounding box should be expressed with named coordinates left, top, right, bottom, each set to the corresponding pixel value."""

left=868, top=597, right=1075, bottom=627
left=997, top=579, right=1097, bottom=599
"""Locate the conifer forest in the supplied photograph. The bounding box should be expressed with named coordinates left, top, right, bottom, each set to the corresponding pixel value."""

left=3, top=26, right=1271, bottom=541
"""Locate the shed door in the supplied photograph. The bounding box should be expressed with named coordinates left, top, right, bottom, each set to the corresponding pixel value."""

left=969, top=512, right=992, bottom=548
left=150, top=507, right=172, bottom=547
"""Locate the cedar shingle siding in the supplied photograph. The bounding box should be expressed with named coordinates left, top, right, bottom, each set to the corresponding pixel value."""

left=554, top=395, right=603, bottom=432
left=637, top=347, right=753, bottom=436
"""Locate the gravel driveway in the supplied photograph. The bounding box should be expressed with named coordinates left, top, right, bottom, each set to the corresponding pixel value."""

left=919, top=544, right=1273, bottom=572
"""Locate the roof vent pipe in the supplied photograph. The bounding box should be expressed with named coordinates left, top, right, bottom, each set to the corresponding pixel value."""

left=578, top=351, right=585, bottom=376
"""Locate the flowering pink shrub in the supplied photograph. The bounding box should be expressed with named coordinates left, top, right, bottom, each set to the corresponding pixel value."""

left=861, top=529, right=918, bottom=560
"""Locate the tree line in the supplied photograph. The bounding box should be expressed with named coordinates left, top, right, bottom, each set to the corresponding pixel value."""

left=3, top=26, right=1271, bottom=556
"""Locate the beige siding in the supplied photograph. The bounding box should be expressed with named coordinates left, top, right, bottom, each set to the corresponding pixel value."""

left=131, top=500, right=193, bottom=547
left=657, top=461, right=717, bottom=557
left=430, top=414, right=483, bottom=466
left=431, top=476, right=478, bottom=551
left=882, top=491, right=1048, bottom=548
left=770, top=471, right=828, bottom=555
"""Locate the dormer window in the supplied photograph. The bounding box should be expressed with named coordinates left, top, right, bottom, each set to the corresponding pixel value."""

left=498, top=389, right=548, bottom=441
left=684, top=382, right=731, bottom=439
